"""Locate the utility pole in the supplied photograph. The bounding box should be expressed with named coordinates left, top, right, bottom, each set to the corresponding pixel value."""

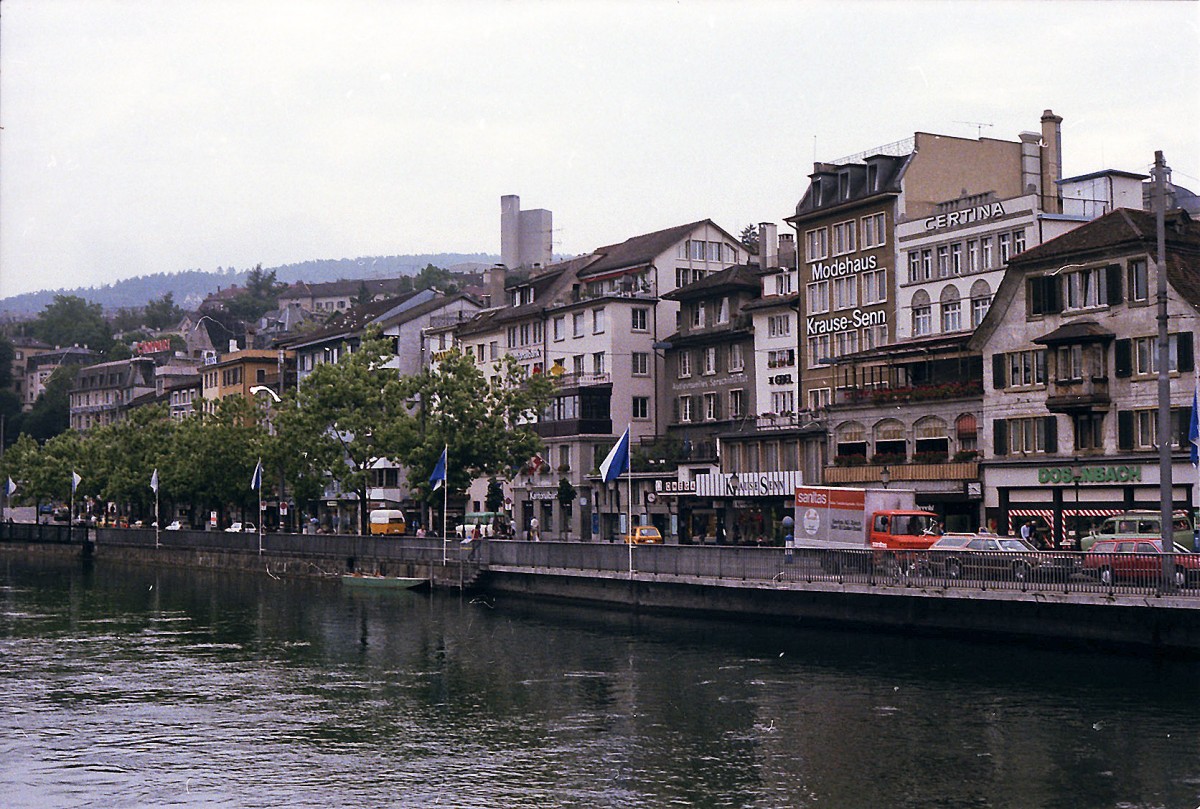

left=1153, top=150, right=1176, bottom=591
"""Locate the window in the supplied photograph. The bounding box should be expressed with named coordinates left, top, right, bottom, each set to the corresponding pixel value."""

left=771, top=390, right=795, bottom=414
left=572, top=355, right=584, bottom=375
left=707, top=241, right=723, bottom=262
left=1134, top=409, right=1157, bottom=448
left=937, top=245, right=950, bottom=278
left=507, top=326, right=517, bottom=348
left=1056, top=345, right=1083, bottom=381
left=805, top=227, right=828, bottom=261
left=808, top=280, right=830, bottom=314
left=998, top=232, right=1012, bottom=264
left=631, top=352, right=649, bottom=375
left=1128, top=259, right=1149, bottom=302
left=632, top=396, right=649, bottom=420
left=729, top=389, right=745, bottom=418
left=728, top=343, right=745, bottom=372
left=834, top=330, right=859, bottom=356
left=1064, top=266, right=1108, bottom=310
left=920, top=249, right=932, bottom=280
left=703, top=347, right=717, bottom=375
left=533, top=321, right=543, bottom=343
left=768, top=348, right=795, bottom=368
left=941, top=301, right=962, bottom=332
left=774, top=274, right=793, bottom=295
left=592, top=352, right=605, bottom=375
left=861, top=213, right=885, bottom=248
left=553, top=316, right=565, bottom=341
left=1005, top=350, right=1046, bottom=388
left=862, top=323, right=888, bottom=349
left=519, top=323, right=531, bottom=346
left=692, top=304, right=706, bottom=328
left=971, top=295, right=992, bottom=328
left=703, top=392, right=719, bottom=420
left=572, top=313, right=584, bottom=337
left=966, top=239, right=980, bottom=273
left=808, top=334, right=831, bottom=367
left=717, top=297, right=730, bottom=323
left=1012, top=229, right=1026, bottom=255
left=832, top=276, right=857, bottom=309
left=592, top=308, right=606, bottom=333
left=768, top=314, right=791, bottom=338
left=907, top=252, right=921, bottom=284
left=678, top=350, right=692, bottom=378
left=691, top=240, right=706, bottom=261
left=832, top=220, right=856, bottom=255
left=675, top=267, right=691, bottom=288
left=912, top=305, right=932, bottom=336
left=809, top=387, right=831, bottom=410
left=1073, top=412, right=1104, bottom=450
left=679, top=396, right=694, bottom=422
left=981, top=237, right=993, bottom=268
left=861, top=269, right=886, bottom=305
left=630, top=308, right=648, bottom=331
left=1009, top=417, right=1048, bottom=454
left=490, top=341, right=499, bottom=360
left=950, top=243, right=963, bottom=275
left=1133, top=334, right=1180, bottom=374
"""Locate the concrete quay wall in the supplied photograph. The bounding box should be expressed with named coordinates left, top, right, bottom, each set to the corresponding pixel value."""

left=479, top=567, right=1200, bottom=655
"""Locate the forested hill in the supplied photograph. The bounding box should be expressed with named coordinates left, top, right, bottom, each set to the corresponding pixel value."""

left=0, top=253, right=498, bottom=317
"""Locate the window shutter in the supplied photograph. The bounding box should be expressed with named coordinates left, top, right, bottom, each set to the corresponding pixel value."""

left=1177, top=331, right=1194, bottom=373
left=1175, top=406, right=1191, bottom=450
left=1117, top=410, right=1134, bottom=450
left=992, top=354, right=1007, bottom=390
left=713, top=397, right=722, bottom=420
left=1114, top=339, right=1132, bottom=378
left=1106, top=264, right=1123, bottom=305
left=1027, top=277, right=1043, bottom=315
left=1045, top=276, right=1062, bottom=313
left=1043, top=416, right=1058, bottom=453
left=993, top=419, right=1008, bottom=456
left=672, top=398, right=680, bottom=423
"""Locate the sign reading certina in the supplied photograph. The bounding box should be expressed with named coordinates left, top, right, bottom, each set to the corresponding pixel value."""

left=924, top=202, right=1006, bottom=231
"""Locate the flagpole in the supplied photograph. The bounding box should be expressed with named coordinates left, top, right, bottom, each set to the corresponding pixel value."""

left=258, top=483, right=263, bottom=555
left=155, top=489, right=160, bottom=549
left=70, top=471, right=75, bottom=534
left=442, top=444, right=449, bottom=565
left=626, top=424, right=633, bottom=577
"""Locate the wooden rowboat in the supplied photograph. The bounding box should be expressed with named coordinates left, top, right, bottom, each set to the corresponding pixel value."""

left=341, top=573, right=426, bottom=589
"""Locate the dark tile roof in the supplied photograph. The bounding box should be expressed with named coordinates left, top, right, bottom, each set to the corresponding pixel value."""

left=1033, top=319, right=1115, bottom=346
left=740, top=291, right=799, bottom=313
left=663, top=263, right=762, bottom=301
left=579, top=220, right=712, bottom=276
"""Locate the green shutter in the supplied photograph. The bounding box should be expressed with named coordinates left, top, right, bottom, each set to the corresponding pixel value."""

left=1043, top=416, right=1057, bottom=453
left=992, top=353, right=1007, bottom=390
left=1106, top=264, right=1123, bottom=305
left=1114, top=339, right=1132, bottom=378
left=1176, top=331, right=1194, bottom=373
left=993, top=419, right=1008, bottom=456
left=1117, top=410, right=1134, bottom=450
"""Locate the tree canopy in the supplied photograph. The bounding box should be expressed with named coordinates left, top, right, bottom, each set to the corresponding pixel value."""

left=30, top=295, right=114, bottom=355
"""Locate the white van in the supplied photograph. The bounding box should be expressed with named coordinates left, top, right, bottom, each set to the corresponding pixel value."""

left=454, top=512, right=508, bottom=538
left=369, top=509, right=407, bottom=536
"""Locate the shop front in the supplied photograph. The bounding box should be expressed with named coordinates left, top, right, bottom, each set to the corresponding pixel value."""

left=985, top=459, right=1197, bottom=549
left=694, top=471, right=804, bottom=546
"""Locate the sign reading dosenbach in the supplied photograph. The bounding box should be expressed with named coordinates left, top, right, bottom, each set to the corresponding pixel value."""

left=1037, top=465, right=1143, bottom=485
left=923, top=202, right=1006, bottom=231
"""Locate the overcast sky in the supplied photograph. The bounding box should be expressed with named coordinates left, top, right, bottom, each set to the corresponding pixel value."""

left=1, top=0, right=1197, bottom=300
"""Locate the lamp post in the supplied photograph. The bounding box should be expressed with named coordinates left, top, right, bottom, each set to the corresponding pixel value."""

left=251, top=385, right=284, bottom=532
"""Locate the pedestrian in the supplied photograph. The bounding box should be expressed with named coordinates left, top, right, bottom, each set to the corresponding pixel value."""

left=530, top=517, right=540, bottom=541
left=471, top=524, right=481, bottom=542
left=1020, top=521, right=1032, bottom=542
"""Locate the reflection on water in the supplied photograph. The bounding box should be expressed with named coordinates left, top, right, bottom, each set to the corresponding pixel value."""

left=1, top=557, right=1198, bottom=808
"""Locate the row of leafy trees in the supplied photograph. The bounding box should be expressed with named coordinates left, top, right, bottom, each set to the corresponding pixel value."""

left=1, top=328, right=555, bottom=533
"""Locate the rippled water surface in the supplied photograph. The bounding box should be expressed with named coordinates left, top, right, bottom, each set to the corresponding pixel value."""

left=1, top=557, right=1198, bottom=808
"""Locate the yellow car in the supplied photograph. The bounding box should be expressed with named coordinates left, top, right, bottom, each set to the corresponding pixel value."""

left=624, top=526, right=663, bottom=544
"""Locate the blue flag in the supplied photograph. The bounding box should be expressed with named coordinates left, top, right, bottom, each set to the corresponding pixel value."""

left=599, top=428, right=630, bottom=483
left=250, top=459, right=263, bottom=491
left=1190, top=387, right=1199, bottom=467
left=429, top=447, right=447, bottom=491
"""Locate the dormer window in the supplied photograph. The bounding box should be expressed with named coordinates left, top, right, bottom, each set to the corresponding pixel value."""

left=838, top=171, right=850, bottom=199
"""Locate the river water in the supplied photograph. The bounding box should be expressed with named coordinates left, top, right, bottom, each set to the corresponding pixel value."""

left=1, top=557, right=1197, bottom=809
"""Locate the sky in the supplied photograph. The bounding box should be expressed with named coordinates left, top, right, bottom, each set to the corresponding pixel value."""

left=1, top=0, right=1197, bottom=300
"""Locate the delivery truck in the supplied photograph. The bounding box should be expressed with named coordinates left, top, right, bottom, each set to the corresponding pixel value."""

left=793, top=486, right=939, bottom=573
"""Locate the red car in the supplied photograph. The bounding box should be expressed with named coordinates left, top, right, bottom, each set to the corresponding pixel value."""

left=1083, top=538, right=1200, bottom=587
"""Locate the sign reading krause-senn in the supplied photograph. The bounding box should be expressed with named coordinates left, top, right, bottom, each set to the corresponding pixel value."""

left=794, top=486, right=865, bottom=544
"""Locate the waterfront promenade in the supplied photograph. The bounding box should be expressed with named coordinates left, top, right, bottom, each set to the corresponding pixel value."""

left=3, top=522, right=1199, bottom=654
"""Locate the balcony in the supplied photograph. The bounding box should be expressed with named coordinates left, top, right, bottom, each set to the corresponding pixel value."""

left=554, top=372, right=611, bottom=388
left=1045, top=376, right=1109, bottom=413
left=834, top=379, right=982, bottom=406
left=534, top=418, right=613, bottom=438
left=824, top=461, right=979, bottom=485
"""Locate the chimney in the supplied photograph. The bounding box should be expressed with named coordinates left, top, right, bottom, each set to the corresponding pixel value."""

left=759, top=222, right=778, bottom=269
left=483, top=263, right=507, bottom=308
left=1040, top=109, right=1063, bottom=215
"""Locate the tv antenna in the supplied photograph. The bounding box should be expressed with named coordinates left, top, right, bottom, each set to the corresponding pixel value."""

left=956, top=121, right=994, bottom=138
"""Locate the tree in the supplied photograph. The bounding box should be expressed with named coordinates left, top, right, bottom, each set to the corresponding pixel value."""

left=31, top=295, right=114, bottom=355
left=485, top=478, right=505, bottom=513
left=162, top=398, right=264, bottom=525
left=20, top=364, right=77, bottom=442
left=413, top=263, right=455, bottom=293
left=739, top=224, right=760, bottom=255
left=275, top=327, right=408, bottom=535
left=89, top=404, right=176, bottom=521
left=556, top=477, right=577, bottom=540
left=143, top=292, right=184, bottom=330
left=0, top=335, right=19, bottom=449
left=351, top=281, right=372, bottom=307
left=226, top=265, right=288, bottom=322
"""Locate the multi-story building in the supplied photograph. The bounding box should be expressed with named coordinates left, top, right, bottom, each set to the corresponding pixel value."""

left=276, top=278, right=417, bottom=314
left=501, top=194, right=553, bottom=271
left=200, top=349, right=295, bottom=415
left=7, top=336, right=53, bottom=410
left=26, top=346, right=99, bottom=410
left=971, top=206, right=1200, bottom=546
left=69, top=357, right=157, bottom=431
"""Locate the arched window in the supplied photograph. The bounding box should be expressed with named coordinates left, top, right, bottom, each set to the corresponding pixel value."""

left=939, top=285, right=962, bottom=333
left=835, top=421, right=867, bottom=463
left=873, top=418, right=907, bottom=462
left=911, top=289, right=932, bottom=336
left=955, top=412, right=979, bottom=454
left=914, top=416, right=949, bottom=461
left=970, top=279, right=993, bottom=328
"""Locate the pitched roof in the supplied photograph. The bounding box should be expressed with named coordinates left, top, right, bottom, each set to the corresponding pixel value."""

left=663, top=263, right=762, bottom=301
left=579, top=220, right=712, bottom=276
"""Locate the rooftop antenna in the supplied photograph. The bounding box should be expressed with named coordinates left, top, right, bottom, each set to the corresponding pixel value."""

left=956, top=121, right=994, bottom=138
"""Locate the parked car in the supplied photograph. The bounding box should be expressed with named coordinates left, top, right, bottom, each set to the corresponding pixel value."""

left=624, top=526, right=663, bottom=544
left=1083, top=538, right=1200, bottom=587
left=225, top=522, right=257, bottom=533
left=1081, top=511, right=1194, bottom=551
left=165, top=520, right=183, bottom=531
left=923, top=534, right=1076, bottom=583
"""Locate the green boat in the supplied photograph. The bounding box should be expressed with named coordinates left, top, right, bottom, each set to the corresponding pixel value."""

left=341, top=573, right=426, bottom=589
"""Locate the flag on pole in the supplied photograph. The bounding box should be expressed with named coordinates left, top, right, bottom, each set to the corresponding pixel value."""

left=429, top=447, right=447, bottom=491
left=599, top=428, right=631, bottom=483
left=150, top=468, right=159, bottom=494
left=71, top=471, right=81, bottom=493
left=5, top=477, right=16, bottom=497
left=250, top=459, right=263, bottom=491
left=1189, top=387, right=1199, bottom=467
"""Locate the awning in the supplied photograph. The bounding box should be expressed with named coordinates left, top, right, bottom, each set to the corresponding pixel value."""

left=1033, top=319, right=1114, bottom=346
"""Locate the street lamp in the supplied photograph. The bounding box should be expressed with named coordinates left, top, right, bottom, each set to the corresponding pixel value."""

left=250, top=385, right=281, bottom=403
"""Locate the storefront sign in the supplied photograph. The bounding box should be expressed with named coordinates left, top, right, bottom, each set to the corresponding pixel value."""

left=697, top=471, right=803, bottom=498
left=809, top=254, right=877, bottom=281
left=530, top=490, right=558, bottom=500
left=923, top=202, right=1006, bottom=231
left=654, top=479, right=697, bottom=495
left=807, top=307, right=887, bottom=337
left=1037, top=465, right=1143, bottom=484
